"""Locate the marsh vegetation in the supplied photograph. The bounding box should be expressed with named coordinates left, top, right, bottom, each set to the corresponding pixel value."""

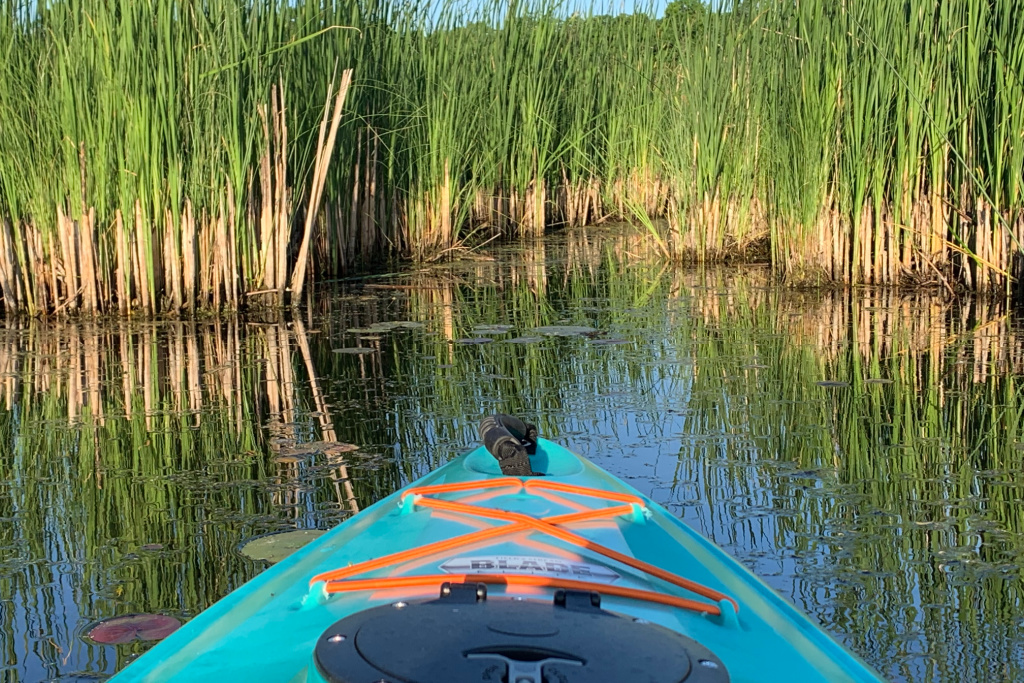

left=0, top=0, right=1022, bottom=314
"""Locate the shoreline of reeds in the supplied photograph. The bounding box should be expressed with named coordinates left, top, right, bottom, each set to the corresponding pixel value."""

left=0, top=0, right=1021, bottom=315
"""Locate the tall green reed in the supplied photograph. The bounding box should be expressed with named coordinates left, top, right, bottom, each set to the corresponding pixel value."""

left=1, top=0, right=1023, bottom=316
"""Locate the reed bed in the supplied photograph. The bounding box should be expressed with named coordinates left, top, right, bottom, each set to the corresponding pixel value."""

left=0, top=0, right=1022, bottom=315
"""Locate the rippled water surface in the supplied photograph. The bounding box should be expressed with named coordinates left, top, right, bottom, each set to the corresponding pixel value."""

left=3, top=227, right=1024, bottom=682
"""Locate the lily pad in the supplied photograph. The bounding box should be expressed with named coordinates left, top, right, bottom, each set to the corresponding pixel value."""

left=55, top=673, right=110, bottom=682
left=321, top=441, right=360, bottom=456
left=816, top=381, right=850, bottom=388
left=505, top=336, right=545, bottom=344
left=348, top=321, right=424, bottom=334
left=333, top=347, right=376, bottom=355
left=589, top=339, right=631, bottom=346
left=455, top=337, right=493, bottom=345
left=471, top=325, right=513, bottom=334
left=864, top=378, right=893, bottom=385
left=531, top=325, right=597, bottom=337
left=239, top=529, right=327, bottom=563
left=85, top=614, right=181, bottom=645
left=277, top=441, right=359, bottom=461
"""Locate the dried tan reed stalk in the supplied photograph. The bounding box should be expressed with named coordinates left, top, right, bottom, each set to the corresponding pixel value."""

left=291, top=69, right=353, bottom=299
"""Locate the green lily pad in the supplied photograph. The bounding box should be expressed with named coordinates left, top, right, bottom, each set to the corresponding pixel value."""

left=84, top=614, right=181, bottom=645
left=531, top=325, right=597, bottom=337
left=816, top=381, right=850, bottom=388
left=471, top=325, right=513, bottom=334
left=589, top=339, right=631, bottom=346
left=506, top=336, right=545, bottom=344
left=239, top=529, right=327, bottom=564
left=349, top=321, right=424, bottom=334
left=276, top=441, right=359, bottom=461
left=455, top=337, right=493, bottom=345
left=333, top=347, right=376, bottom=355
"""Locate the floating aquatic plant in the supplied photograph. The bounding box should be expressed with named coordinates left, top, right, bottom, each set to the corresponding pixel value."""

left=531, top=326, right=597, bottom=337
left=239, top=530, right=328, bottom=564
left=84, top=615, right=181, bottom=645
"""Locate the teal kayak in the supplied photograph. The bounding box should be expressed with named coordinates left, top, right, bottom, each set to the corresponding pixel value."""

left=112, top=416, right=882, bottom=682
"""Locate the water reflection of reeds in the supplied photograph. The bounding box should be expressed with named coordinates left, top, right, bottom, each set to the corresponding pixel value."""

left=4, top=228, right=1024, bottom=681
left=314, top=229, right=1024, bottom=682
left=642, top=272, right=1024, bottom=682
left=0, top=319, right=398, bottom=680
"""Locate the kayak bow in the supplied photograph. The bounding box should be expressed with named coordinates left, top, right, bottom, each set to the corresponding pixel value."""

left=111, top=416, right=883, bottom=682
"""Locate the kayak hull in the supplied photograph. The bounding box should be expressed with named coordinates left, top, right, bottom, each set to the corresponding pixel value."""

left=111, top=439, right=882, bottom=682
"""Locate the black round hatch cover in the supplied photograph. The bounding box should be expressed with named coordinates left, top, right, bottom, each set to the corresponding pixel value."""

left=314, top=585, right=729, bottom=683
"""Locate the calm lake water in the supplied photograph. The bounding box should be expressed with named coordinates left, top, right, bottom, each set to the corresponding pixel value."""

left=3, top=227, right=1024, bottom=682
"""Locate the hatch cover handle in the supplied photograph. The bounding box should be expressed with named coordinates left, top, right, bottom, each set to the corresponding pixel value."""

left=439, top=581, right=488, bottom=603
left=554, top=589, right=602, bottom=612
left=466, top=650, right=583, bottom=683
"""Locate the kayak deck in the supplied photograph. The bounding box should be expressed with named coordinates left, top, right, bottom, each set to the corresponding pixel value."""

left=112, top=438, right=882, bottom=682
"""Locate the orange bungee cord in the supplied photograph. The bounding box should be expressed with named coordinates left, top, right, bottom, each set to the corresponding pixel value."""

left=310, top=478, right=739, bottom=617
